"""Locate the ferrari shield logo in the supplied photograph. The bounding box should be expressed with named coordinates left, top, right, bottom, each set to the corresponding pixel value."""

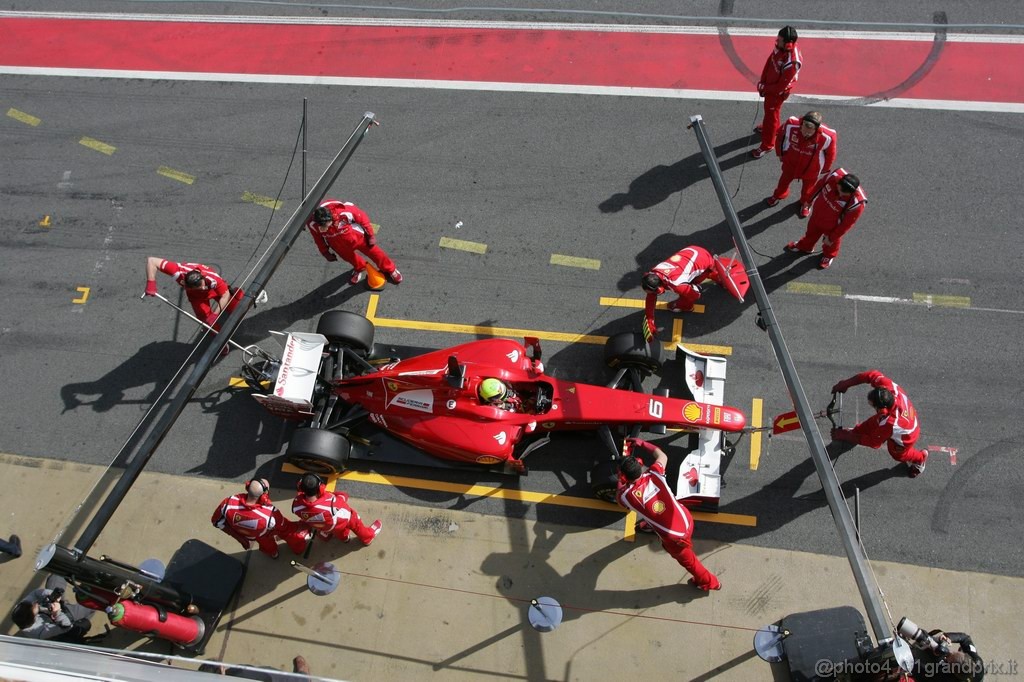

left=387, top=381, right=400, bottom=392
left=712, top=255, right=750, bottom=303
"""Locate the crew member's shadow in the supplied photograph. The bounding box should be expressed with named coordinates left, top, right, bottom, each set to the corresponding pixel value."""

left=60, top=341, right=193, bottom=413
left=233, top=272, right=365, bottom=346
left=186, top=387, right=291, bottom=479
left=599, top=134, right=758, bottom=213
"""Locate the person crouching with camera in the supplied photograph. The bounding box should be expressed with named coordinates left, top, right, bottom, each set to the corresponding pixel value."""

left=11, top=576, right=94, bottom=643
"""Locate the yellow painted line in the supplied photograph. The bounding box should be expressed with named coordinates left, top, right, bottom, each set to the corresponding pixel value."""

left=39, top=215, right=51, bottom=227
left=7, top=108, right=40, bottom=126
left=912, top=293, right=970, bottom=308
left=241, top=191, right=282, bottom=210
left=228, top=377, right=248, bottom=388
left=439, top=237, right=487, bottom=254
left=624, top=511, right=637, bottom=543
left=550, top=253, right=601, bottom=270
left=786, top=282, right=842, bottom=297
left=662, top=318, right=684, bottom=352
left=79, top=137, right=116, bottom=155
left=599, top=296, right=704, bottom=314
left=366, top=294, right=730, bottom=354
left=72, top=287, right=90, bottom=304
left=157, top=166, right=195, bottom=185
left=281, top=463, right=755, bottom=526
left=750, top=398, right=763, bottom=470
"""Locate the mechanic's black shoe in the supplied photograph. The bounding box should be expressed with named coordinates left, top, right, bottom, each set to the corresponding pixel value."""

left=7, top=534, right=22, bottom=558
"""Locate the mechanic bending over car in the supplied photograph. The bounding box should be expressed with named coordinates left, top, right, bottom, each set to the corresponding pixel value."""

left=144, top=256, right=245, bottom=334
left=616, top=438, right=722, bottom=591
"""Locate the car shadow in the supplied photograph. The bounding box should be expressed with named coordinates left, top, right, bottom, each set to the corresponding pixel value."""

left=599, top=134, right=759, bottom=214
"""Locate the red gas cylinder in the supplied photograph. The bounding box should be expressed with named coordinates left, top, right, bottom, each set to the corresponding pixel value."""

left=106, top=601, right=204, bottom=647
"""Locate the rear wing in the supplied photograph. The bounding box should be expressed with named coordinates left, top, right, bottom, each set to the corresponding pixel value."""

left=675, top=343, right=728, bottom=507
left=251, top=332, right=327, bottom=420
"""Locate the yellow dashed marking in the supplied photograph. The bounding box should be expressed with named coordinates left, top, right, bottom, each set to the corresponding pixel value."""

left=39, top=215, right=51, bottom=227
left=241, top=191, right=282, bottom=210
left=7, top=108, right=40, bottom=126
left=912, top=293, right=970, bottom=308
left=786, top=282, right=842, bottom=296
left=72, top=287, right=90, bottom=304
left=662, top=318, right=684, bottom=352
left=624, top=511, right=637, bottom=542
left=157, top=166, right=195, bottom=185
left=439, top=237, right=488, bottom=254
left=281, top=463, right=756, bottom=526
left=599, top=296, right=705, bottom=314
left=750, top=398, right=763, bottom=470
left=550, top=254, right=601, bottom=270
left=228, top=377, right=248, bottom=388
left=79, top=137, right=116, bottom=155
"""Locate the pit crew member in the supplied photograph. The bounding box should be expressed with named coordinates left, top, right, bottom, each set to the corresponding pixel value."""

left=292, top=473, right=382, bottom=545
left=765, top=111, right=838, bottom=217
left=144, top=256, right=243, bottom=331
left=211, top=479, right=312, bottom=558
left=641, top=244, right=718, bottom=329
left=830, top=370, right=928, bottom=477
left=615, top=438, right=721, bottom=591
left=784, top=169, right=866, bottom=270
left=752, top=26, right=802, bottom=159
left=307, top=200, right=402, bottom=285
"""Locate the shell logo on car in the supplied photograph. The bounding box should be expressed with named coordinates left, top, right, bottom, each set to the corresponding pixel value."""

left=476, top=455, right=503, bottom=465
left=683, top=403, right=703, bottom=422
left=652, top=501, right=666, bottom=515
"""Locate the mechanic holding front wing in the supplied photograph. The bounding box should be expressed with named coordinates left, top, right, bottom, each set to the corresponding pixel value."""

left=615, top=438, right=721, bottom=591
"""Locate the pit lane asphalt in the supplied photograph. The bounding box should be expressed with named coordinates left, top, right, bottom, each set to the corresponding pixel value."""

left=2, top=12, right=1023, bottom=585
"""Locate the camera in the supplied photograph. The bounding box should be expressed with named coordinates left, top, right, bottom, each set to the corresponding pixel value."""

left=40, top=587, right=64, bottom=608
left=897, top=616, right=950, bottom=657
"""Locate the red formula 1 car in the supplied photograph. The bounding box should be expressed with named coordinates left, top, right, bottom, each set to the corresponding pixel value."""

left=242, top=311, right=745, bottom=506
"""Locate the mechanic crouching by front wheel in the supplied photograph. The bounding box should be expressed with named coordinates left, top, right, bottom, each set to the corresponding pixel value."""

left=292, top=473, right=382, bottom=546
left=211, top=479, right=312, bottom=559
left=615, top=438, right=721, bottom=591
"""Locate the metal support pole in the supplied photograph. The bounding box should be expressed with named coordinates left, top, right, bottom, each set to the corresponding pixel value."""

left=301, top=98, right=308, bottom=198
left=69, top=113, right=378, bottom=557
left=687, top=114, right=890, bottom=643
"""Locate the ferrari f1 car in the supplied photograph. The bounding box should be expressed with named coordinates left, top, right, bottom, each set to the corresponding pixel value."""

left=242, top=311, right=745, bottom=508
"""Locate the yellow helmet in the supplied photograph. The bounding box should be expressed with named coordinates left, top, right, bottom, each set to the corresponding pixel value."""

left=479, top=378, right=507, bottom=402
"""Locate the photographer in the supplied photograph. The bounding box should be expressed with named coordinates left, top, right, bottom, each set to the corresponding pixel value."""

left=914, top=631, right=984, bottom=682
left=11, top=576, right=94, bottom=643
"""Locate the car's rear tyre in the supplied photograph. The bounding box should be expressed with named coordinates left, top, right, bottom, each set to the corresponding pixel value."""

left=285, top=428, right=351, bottom=475
left=316, top=311, right=374, bottom=354
left=590, top=459, right=620, bottom=503
left=604, top=331, right=663, bottom=374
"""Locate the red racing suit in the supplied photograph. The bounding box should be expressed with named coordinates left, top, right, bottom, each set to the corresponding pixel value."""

left=158, top=260, right=243, bottom=330
left=643, top=246, right=717, bottom=336
left=757, top=42, right=802, bottom=151
left=834, top=370, right=926, bottom=466
left=615, top=460, right=719, bottom=590
left=306, top=200, right=398, bottom=277
left=292, top=487, right=378, bottom=545
left=211, top=493, right=310, bottom=558
left=791, top=169, right=867, bottom=258
left=771, top=117, right=838, bottom=205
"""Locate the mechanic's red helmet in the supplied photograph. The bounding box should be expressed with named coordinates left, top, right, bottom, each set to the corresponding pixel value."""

left=479, top=378, right=508, bottom=403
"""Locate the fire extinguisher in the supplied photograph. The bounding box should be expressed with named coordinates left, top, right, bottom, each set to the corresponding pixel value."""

left=106, top=600, right=205, bottom=647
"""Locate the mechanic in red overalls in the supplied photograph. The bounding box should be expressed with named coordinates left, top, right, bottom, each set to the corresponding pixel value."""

left=144, top=256, right=243, bottom=331
left=616, top=438, right=721, bottom=591
left=291, top=473, right=382, bottom=545
left=752, top=26, right=802, bottom=159
left=306, top=200, right=402, bottom=286
left=641, top=245, right=718, bottom=318
left=784, top=169, right=866, bottom=270
left=765, top=111, right=838, bottom=217
left=211, top=479, right=312, bottom=558
left=830, top=370, right=928, bottom=477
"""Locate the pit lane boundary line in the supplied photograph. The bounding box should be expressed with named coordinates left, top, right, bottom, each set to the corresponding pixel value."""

left=366, top=295, right=732, bottom=355
left=281, top=463, right=757, bottom=527
left=599, top=295, right=706, bottom=314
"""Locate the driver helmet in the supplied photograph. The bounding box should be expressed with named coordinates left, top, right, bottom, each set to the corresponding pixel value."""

left=479, top=378, right=508, bottom=403
left=313, top=206, right=333, bottom=227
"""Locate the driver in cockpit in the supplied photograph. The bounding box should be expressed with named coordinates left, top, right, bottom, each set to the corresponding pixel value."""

left=478, top=378, right=524, bottom=413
